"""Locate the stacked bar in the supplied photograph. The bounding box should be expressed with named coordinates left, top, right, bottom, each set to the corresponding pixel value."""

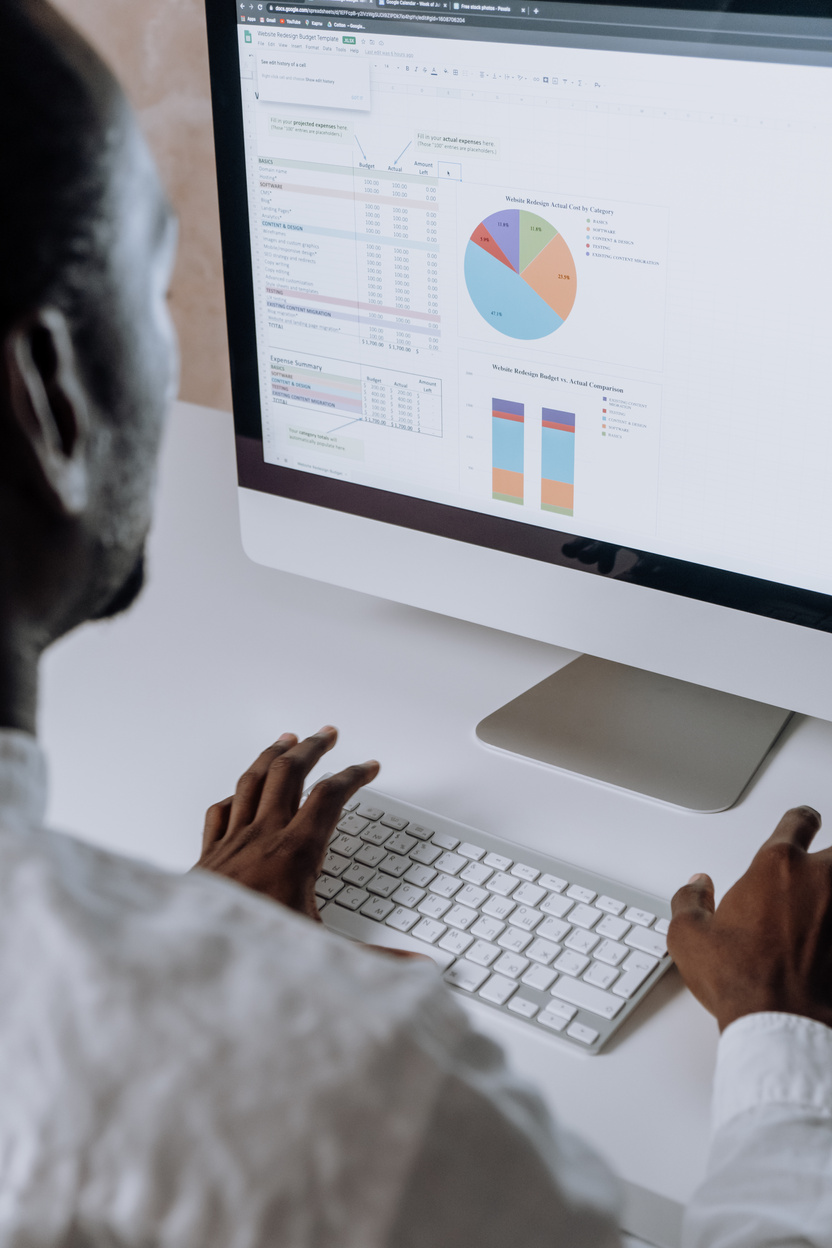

left=492, top=399, right=525, bottom=504
left=541, top=408, right=575, bottom=516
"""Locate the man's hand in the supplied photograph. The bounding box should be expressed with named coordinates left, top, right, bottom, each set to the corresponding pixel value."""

left=195, top=727, right=379, bottom=921
left=668, top=806, right=832, bottom=1032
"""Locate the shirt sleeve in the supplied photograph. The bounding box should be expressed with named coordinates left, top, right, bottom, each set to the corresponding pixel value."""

left=683, top=1012, right=832, bottom=1248
left=385, top=1025, right=623, bottom=1248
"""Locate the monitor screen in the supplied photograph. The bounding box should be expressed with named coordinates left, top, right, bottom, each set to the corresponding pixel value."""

left=207, top=0, right=832, bottom=632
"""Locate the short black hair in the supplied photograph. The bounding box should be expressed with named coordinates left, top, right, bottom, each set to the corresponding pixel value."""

left=0, top=1, right=120, bottom=336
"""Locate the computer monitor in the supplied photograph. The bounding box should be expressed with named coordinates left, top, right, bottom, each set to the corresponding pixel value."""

left=205, top=0, right=832, bottom=811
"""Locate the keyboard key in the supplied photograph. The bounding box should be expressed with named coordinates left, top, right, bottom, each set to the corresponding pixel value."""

left=564, top=928, right=599, bottom=955
left=335, top=886, right=370, bottom=912
left=455, top=884, right=488, bottom=910
left=526, top=937, right=560, bottom=965
left=323, top=901, right=453, bottom=970
left=419, top=894, right=452, bottom=920
left=438, top=928, right=474, bottom=957
left=410, top=842, right=442, bottom=866
left=360, top=895, right=394, bottom=922
left=336, top=814, right=369, bottom=837
left=596, top=895, right=626, bottom=916
left=470, top=915, right=505, bottom=942
left=380, top=813, right=409, bottom=830
left=612, top=951, right=659, bottom=999
left=341, top=798, right=359, bottom=814
left=522, top=964, right=557, bottom=991
left=508, top=995, right=539, bottom=1019
left=553, top=950, right=590, bottom=978
left=355, top=843, right=386, bottom=869
left=386, top=905, right=418, bottom=932
left=566, top=884, right=596, bottom=904
left=511, top=863, right=540, bottom=882
left=385, top=831, right=417, bottom=856
left=655, top=917, right=670, bottom=936
left=510, top=906, right=543, bottom=932
left=322, top=851, right=350, bottom=877
left=569, top=904, right=602, bottom=929
left=486, top=872, right=517, bottom=897
left=624, top=906, right=656, bottom=928
left=539, top=874, right=567, bottom=893
left=429, top=873, right=463, bottom=899
left=445, top=960, right=489, bottom=992
left=432, top=832, right=459, bottom=851
left=343, top=862, right=376, bottom=888
left=366, top=873, right=399, bottom=899
left=379, top=853, right=410, bottom=878
left=435, top=852, right=466, bottom=876
left=536, top=916, right=571, bottom=944
left=458, top=842, right=485, bottom=861
left=459, top=861, right=492, bottom=887
left=479, top=974, right=517, bottom=1006
left=404, top=864, right=436, bottom=889
left=538, top=1002, right=576, bottom=1031
left=356, top=804, right=384, bottom=821
left=391, top=883, right=426, bottom=909
left=466, top=940, right=500, bottom=967
left=594, top=938, right=628, bottom=966
left=484, top=852, right=512, bottom=871
left=330, top=833, right=362, bottom=858
left=567, top=1021, right=599, bottom=1046
left=540, top=893, right=573, bottom=919
left=360, top=824, right=391, bottom=847
left=445, top=904, right=478, bottom=930
left=551, top=976, right=624, bottom=1020
left=498, top=927, right=533, bottom=953
left=513, top=882, right=546, bottom=908
left=625, top=926, right=667, bottom=959
left=412, top=917, right=447, bottom=945
left=584, top=961, right=619, bottom=990
left=493, top=951, right=529, bottom=979
left=315, top=875, right=344, bottom=900
left=595, top=914, right=629, bottom=942
left=408, top=823, right=434, bottom=841
left=482, top=894, right=516, bottom=921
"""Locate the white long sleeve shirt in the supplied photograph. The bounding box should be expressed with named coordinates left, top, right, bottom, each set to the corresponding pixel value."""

left=0, top=728, right=830, bottom=1248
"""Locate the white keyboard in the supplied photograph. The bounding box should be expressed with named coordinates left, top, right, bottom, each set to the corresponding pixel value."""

left=316, top=785, right=672, bottom=1054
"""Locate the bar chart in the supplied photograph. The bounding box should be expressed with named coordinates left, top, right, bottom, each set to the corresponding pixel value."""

left=492, top=399, right=525, bottom=504
left=541, top=408, right=576, bottom=516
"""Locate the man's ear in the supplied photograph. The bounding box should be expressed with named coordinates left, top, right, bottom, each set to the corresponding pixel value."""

left=1, top=308, right=93, bottom=517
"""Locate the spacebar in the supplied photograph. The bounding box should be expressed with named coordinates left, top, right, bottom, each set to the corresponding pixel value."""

left=322, top=905, right=455, bottom=971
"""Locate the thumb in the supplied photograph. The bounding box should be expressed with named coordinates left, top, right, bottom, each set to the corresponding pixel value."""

left=668, top=873, right=715, bottom=963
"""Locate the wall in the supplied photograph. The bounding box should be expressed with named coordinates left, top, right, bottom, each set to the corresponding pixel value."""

left=51, top=0, right=233, bottom=413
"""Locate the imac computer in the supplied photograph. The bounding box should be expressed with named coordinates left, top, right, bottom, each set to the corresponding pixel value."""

left=204, top=0, right=832, bottom=811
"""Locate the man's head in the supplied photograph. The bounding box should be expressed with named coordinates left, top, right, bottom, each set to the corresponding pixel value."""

left=0, top=0, right=178, bottom=669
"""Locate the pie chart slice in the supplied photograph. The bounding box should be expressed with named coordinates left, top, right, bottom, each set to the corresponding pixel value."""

left=465, top=209, right=576, bottom=340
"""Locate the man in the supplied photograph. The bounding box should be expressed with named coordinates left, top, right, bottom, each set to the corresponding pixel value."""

left=1, top=3, right=831, bottom=1245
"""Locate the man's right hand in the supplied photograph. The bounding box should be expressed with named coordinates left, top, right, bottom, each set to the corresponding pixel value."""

left=668, top=806, right=832, bottom=1033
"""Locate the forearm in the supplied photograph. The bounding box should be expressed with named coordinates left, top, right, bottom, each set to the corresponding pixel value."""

left=683, top=1014, right=832, bottom=1248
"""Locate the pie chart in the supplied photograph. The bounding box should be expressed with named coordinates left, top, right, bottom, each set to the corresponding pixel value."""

left=464, top=209, right=577, bottom=339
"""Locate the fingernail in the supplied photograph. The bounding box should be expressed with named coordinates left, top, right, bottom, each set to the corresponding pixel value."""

left=278, top=733, right=295, bottom=742
left=364, top=759, right=380, bottom=768
left=688, top=873, right=707, bottom=885
left=318, top=725, right=337, bottom=736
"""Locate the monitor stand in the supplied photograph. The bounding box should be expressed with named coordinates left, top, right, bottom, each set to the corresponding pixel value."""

left=475, top=656, right=793, bottom=812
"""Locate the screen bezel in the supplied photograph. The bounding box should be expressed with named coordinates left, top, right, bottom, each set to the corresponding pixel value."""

left=204, top=0, right=832, bottom=634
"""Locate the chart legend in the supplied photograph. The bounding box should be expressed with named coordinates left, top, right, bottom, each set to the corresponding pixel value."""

left=465, top=209, right=577, bottom=340
left=492, top=398, right=525, bottom=503
left=541, top=408, right=575, bottom=516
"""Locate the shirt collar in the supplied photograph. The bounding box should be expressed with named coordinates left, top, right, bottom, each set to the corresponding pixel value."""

left=0, top=730, right=47, bottom=830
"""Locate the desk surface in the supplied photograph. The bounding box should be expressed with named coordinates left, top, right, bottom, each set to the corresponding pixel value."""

left=40, top=401, right=832, bottom=1244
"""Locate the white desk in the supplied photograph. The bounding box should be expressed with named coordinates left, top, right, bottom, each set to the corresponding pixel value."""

left=40, top=401, right=832, bottom=1247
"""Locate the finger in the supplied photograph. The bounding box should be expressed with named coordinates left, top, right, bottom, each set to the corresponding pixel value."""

left=225, top=734, right=298, bottom=834
left=255, top=727, right=339, bottom=827
left=668, top=873, right=715, bottom=960
left=202, top=797, right=232, bottom=853
left=293, top=760, right=381, bottom=866
left=762, top=805, right=822, bottom=854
